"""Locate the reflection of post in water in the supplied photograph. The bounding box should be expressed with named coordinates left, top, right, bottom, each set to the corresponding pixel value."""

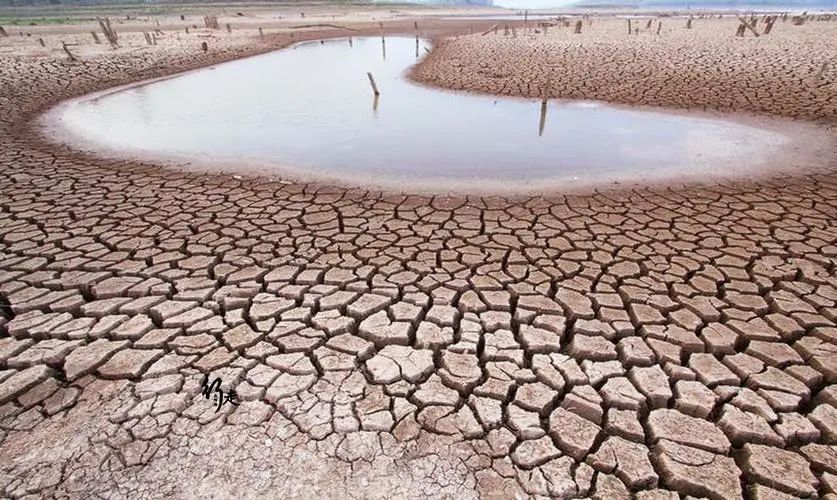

left=380, top=22, right=386, bottom=60
left=367, top=72, right=380, bottom=97
left=372, top=94, right=379, bottom=113
left=415, top=35, right=419, bottom=58
left=348, top=36, right=353, bottom=47
left=539, top=98, right=548, bottom=137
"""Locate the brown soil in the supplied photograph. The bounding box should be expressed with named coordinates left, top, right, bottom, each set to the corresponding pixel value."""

left=412, top=16, right=837, bottom=123
left=0, top=9, right=835, bottom=500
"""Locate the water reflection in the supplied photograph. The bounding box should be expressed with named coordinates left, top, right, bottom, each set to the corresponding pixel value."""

left=51, top=37, right=794, bottom=188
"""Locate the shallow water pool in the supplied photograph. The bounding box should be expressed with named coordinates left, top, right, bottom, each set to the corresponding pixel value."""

left=45, top=36, right=828, bottom=192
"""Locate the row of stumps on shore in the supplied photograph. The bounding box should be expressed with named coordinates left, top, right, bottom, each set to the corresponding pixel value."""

left=15, top=14, right=276, bottom=61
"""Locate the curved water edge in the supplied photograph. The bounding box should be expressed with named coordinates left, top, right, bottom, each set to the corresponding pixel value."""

left=40, top=36, right=835, bottom=195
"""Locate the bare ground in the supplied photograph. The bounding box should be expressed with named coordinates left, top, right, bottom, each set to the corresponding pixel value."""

left=0, top=11, right=836, bottom=500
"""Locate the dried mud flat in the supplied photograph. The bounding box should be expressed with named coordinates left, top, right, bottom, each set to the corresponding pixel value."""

left=413, top=16, right=837, bottom=123
left=0, top=11, right=836, bottom=500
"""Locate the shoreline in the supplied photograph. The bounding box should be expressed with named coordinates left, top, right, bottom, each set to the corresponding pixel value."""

left=15, top=18, right=837, bottom=197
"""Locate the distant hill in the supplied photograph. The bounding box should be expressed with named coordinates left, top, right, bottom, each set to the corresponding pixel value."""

left=571, top=0, right=832, bottom=7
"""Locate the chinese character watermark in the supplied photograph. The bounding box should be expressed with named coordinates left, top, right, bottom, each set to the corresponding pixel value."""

left=201, top=374, right=240, bottom=412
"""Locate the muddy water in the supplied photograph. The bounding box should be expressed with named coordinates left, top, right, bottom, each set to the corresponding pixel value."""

left=45, top=36, right=827, bottom=192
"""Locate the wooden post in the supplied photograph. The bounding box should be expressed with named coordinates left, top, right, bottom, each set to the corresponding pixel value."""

left=764, top=16, right=775, bottom=34
left=91, top=31, right=101, bottom=44
left=226, top=23, right=231, bottom=34
left=38, top=37, right=45, bottom=47
left=735, top=24, right=746, bottom=37
left=628, top=19, right=632, bottom=34
left=98, top=17, right=118, bottom=47
left=185, top=27, right=190, bottom=34
left=656, top=21, right=662, bottom=35
left=259, top=27, right=263, bottom=37
left=0, top=26, right=7, bottom=37
left=646, top=19, right=653, bottom=29
left=367, top=72, right=380, bottom=96
left=144, top=32, right=152, bottom=45
left=574, top=20, right=582, bottom=34
left=348, top=36, right=353, bottom=47
left=201, top=41, right=208, bottom=52
left=686, top=18, right=692, bottom=29
left=61, top=41, right=77, bottom=62
left=738, top=16, right=760, bottom=36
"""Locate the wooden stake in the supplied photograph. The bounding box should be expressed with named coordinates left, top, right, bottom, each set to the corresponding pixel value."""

left=91, top=31, right=101, bottom=44
left=738, top=16, right=760, bottom=36
left=656, top=21, right=662, bottom=35
left=62, top=41, right=77, bottom=62
left=628, top=19, right=632, bottom=34
left=38, top=37, right=45, bottom=47
left=0, top=26, right=8, bottom=37
left=367, top=72, right=380, bottom=96
left=574, top=20, right=582, bottom=34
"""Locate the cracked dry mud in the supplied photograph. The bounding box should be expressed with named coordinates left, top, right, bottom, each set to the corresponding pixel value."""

left=1, top=14, right=836, bottom=500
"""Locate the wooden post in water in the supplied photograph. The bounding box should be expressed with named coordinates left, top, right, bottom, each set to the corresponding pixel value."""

left=415, top=35, right=419, bottom=57
left=367, top=72, right=380, bottom=96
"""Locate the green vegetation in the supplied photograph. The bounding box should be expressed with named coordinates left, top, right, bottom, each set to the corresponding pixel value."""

left=0, top=16, right=96, bottom=25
